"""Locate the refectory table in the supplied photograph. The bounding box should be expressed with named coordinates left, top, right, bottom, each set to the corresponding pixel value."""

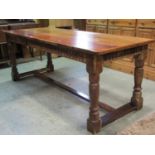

left=4, top=28, right=154, bottom=134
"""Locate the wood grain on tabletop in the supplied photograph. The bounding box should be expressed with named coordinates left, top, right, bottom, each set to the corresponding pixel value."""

left=5, top=27, right=154, bottom=54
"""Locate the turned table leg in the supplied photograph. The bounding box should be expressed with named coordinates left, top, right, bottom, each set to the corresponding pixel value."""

left=8, top=43, right=20, bottom=81
left=131, top=51, right=147, bottom=110
left=86, top=56, right=103, bottom=134
left=46, top=52, right=54, bottom=72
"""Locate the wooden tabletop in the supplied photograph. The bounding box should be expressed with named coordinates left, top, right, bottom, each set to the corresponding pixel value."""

left=5, top=28, right=154, bottom=55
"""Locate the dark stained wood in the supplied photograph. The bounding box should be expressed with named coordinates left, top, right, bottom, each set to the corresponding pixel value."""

left=46, top=53, right=54, bottom=72
left=101, top=103, right=136, bottom=127
left=8, top=43, right=20, bottom=81
left=5, top=27, right=153, bottom=134
left=8, top=22, right=40, bottom=30
left=0, top=25, right=8, bottom=42
left=74, top=19, right=86, bottom=30
left=130, top=48, right=147, bottom=110
left=34, top=71, right=115, bottom=112
left=0, top=21, right=45, bottom=66
left=19, top=68, right=47, bottom=79
left=86, top=55, right=103, bottom=133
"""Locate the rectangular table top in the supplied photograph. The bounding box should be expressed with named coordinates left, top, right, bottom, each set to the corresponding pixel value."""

left=5, top=27, right=154, bottom=55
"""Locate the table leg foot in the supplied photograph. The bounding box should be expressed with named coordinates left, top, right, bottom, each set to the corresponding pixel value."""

left=131, top=94, right=143, bottom=110
left=87, top=118, right=102, bottom=134
left=12, top=67, right=20, bottom=81
left=47, top=52, right=54, bottom=72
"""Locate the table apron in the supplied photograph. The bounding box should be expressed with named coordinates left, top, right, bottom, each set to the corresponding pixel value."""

left=6, top=34, right=149, bottom=63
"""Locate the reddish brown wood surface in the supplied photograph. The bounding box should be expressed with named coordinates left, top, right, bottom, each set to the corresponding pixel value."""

left=5, top=28, right=153, bottom=134
left=5, top=28, right=154, bottom=55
